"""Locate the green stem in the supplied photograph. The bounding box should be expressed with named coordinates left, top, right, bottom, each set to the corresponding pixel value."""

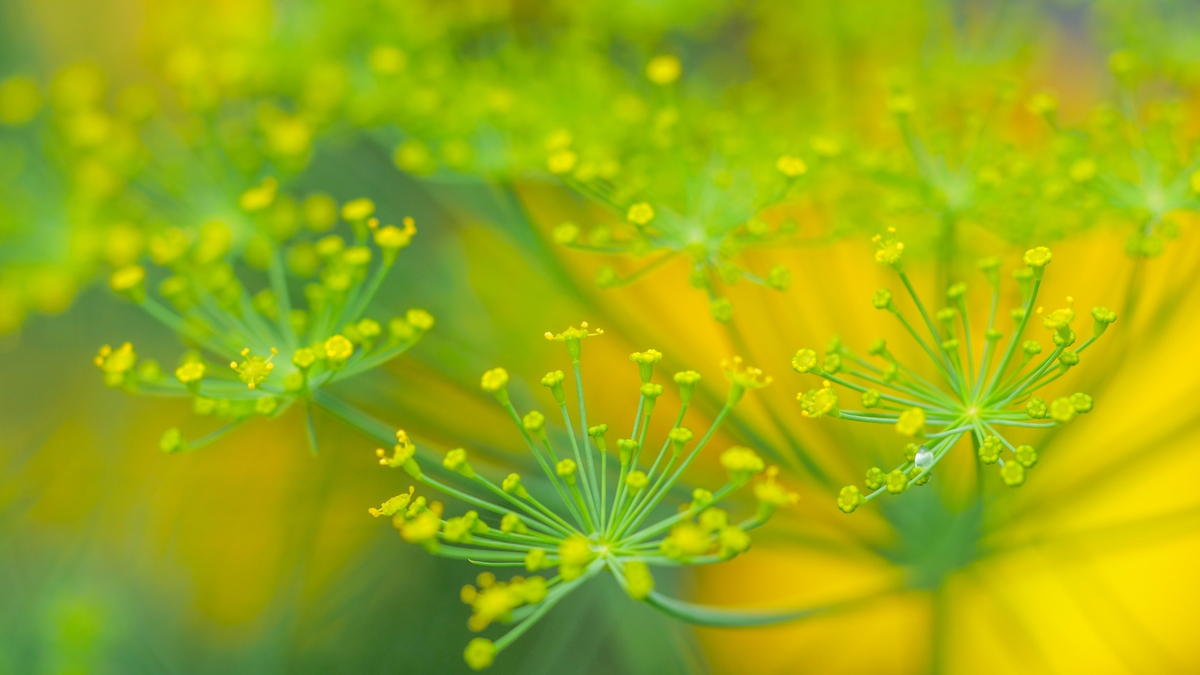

left=341, top=260, right=393, bottom=329
left=304, top=398, right=319, bottom=455
left=493, top=560, right=604, bottom=652
left=494, top=398, right=584, bottom=526
left=572, top=361, right=603, bottom=529
left=139, top=297, right=241, bottom=360
left=972, top=286, right=1001, bottom=399
left=268, top=246, right=298, bottom=348
left=620, top=406, right=731, bottom=538
left=432, top=545, right=528, bottom=562
left=527, top=432, right=588, bottom=531
left=471, top=476, right=576, bottom=537
left=984, top=277, right=1042, bottom=395
left=557, top=401, right=600, bottom=527
left=959, top=300, right=975, bottom=392
left=623, top=483, right=735, bottom=546
left=897, top=271, right=961, bottom=393
left=826, top=372, right=952, bottom=413
left=329, top=341, right=417, bottom=382
left=614, top=407, right=689, bottom=536
left=606, top=395, right=645, bottom=538
left=990, top=344, right=1064, bottom=407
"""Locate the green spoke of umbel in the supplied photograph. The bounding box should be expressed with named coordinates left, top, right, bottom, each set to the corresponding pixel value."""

left=369, top=323, right=818, bottom=670
left=789, top=229, right=1117, bottom=513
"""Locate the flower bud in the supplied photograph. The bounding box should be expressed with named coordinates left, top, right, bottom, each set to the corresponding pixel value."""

left=617, top=439, right=639, bottom=465
left=837, top=485, right=863, bottom=514
left=629, top=349, right=663, bottom=383
left=1023, top=246, right=1052, bottom=279
left=668, top=427, right=692, bottom=455
left=523, top=410, right=546, bottom=438
left=673, top=370, right=700, bottom=404
left=480, top=367, right=510, bottom=405
left=587, top=424, right=608, bottom=452
left=443, top=448, right=475, bottom=478
left=541, top=370, right=566, bottom=404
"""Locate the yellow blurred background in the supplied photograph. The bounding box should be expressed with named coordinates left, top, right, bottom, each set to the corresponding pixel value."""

left=4, top=0, right=1200, bottom=673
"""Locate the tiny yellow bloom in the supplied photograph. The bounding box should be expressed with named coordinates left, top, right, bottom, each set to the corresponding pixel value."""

left=627, top=202, right=655, bottom=225
left=623, top=561, right=654, bottom=600
left=645, top=55, right=681, bottom=84
left=238, top=177, right=278, bottom=212
left=480, top=367, right=509, bottom=392
left=340, top=198, right=375, bottom=223
left=324, top=335, right=354, bottom=364
left=0, top=76, right=42, bottom=125
left=175, top=361, right=205, bottom=385
left=776, top=155, right=808, bottom=178
left=547, top=150, right=577, bottom=174
left=896, top=407, right=926, bottom=437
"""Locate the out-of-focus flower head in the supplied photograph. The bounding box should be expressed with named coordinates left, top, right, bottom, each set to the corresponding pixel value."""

left=0, top=65, right=157, bottom=333
left=1029, top=54, right=1200, bottom=262
left=94, top=191, right=430, bottom=454
left=552, top=159, right=817, bottom=323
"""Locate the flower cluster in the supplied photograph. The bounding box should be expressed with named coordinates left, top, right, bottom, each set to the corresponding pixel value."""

left=93, top=194, right=430, bottom=453
left=370, top=325, right=792, bottom=669
left=6, top=7, right=1194, bottom=339
left=1028, top=75, right=1200, bottom=260
left=0, top=66, right=156, bottom=333
left=552, top=159, right=812, bottom=323
left=791, top=232, right=1116, bottom=513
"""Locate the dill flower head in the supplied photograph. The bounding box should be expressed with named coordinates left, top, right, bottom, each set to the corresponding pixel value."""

left=1029, top=79, right=1200, bottom=261
left=792, top=234, right=1116, bottom=513
left=92, top=191, right=430, bottom=454
left=550, top=160, right=810, bottom=323
left=370, top=325, right=795, bottom=669
left=0, top=65, right=162, bottom=334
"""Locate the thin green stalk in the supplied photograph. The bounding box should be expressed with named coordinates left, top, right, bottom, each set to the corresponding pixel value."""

left=419, top=474, right=532, bottom=524
left=984, top=277, right=1042, bottom=393
left=492, top=561, right=604, bottom=652
left=341, top=260, right=393, bottom=329
left=178, top=419, right=250, bottom=451
left=840, top=352, right=953, bottom=406
left=557, top=402, right=600, bottom=526
left=606, top=395, right=645, bottom=538
left=608, top=400, right=661, bottom=538
left=960, top=301, right=975, bottom=392
left=621, top=406, right=730, bottom=538
left=572, top=361, right=603, bottom=528
left=828, top=371, right=952, bottom=412
left=493, top=398, right=586, bottom=529
left=615, top=406, right=689, bottom=534
left=600, top=438, right=608, bottom=533
left=890, top=306, right=958, bottom=387
left=139, top=297, right=241, bottom=360
left=304, top=399, right=319, bottom=455
left=972, top=285, right=1001, bottom=399
left=471, top=476, right=575, bottom=537
left=329, top=341, right=416, bottom=381
left=898, top=271, right=962, bottom=392
left=563, top=480, right=595, bottom=531
left=990, top=345, right=1064, bottom=407
left=530, top=438, right=590, bottom=533
left=623, top=483, right=736, bottom=546
left=268, top=247, right=298, bottom=348
left=432, top=546, right=529, bottom=562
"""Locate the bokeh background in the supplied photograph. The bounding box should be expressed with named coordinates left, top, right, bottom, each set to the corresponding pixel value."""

left=3, top=0, right=1200, bottom=673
